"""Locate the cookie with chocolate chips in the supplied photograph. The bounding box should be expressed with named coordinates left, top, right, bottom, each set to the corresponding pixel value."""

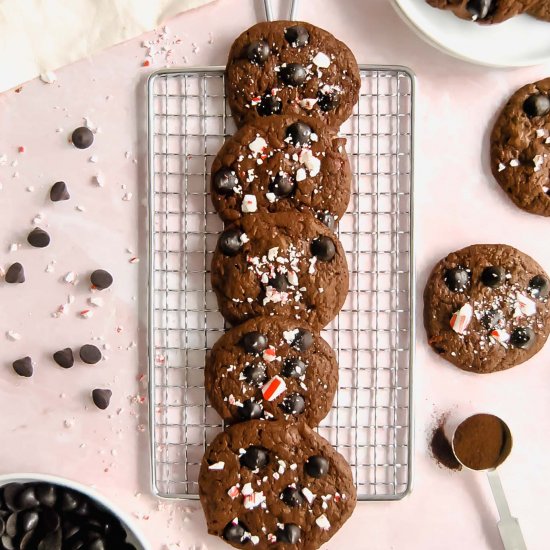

left=225, top=21, right=360, bottom=131
left=210, top=115, right=351, bottom=226
left=425, top=0, right=537, bottom=24
left=205, top=316, right=338, bottom=426
left=424, top=244, right=550, bottom=373
left=491, top=78, right=550, bottom=216
left=199, top=420, right=356, bottom=549
left=211, top=212, right=349, bottom=330
left=528, top=0, right=550, bottom=20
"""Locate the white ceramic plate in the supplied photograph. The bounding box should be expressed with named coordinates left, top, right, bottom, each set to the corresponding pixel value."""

left=391, top=0, right=550, bottom=67
left=0, top=473, right=150, bottom=550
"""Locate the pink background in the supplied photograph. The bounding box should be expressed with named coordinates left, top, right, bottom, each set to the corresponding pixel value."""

left=1, top=0, right=549, bottom=548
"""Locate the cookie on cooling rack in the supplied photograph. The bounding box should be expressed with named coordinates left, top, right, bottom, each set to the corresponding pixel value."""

left=225, top=20, right=360, bottom=131
left=491, top=77, right=550, bottom=216
left=199, top=420, right=356, bottom=549
left=425, top=0, right=536, bottom=23
left=205, top=316, right=338, bottom=425
left=529, top=1, right=550, bottom=20
left=210, top=115, right=351, bottom=226
left=210, top=212, right=349, bottom=330
left=424, top=244, right=550, bottom=374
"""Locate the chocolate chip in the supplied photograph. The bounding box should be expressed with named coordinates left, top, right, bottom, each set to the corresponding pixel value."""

left=523, top=93, right=550, bottom=118
left=481, top=266, right=505, bottom=288
left=223, top=520, right=248, bottom=543
left=276, top=523, right=301, bottom=544
left=246, top=40, right=270, bottom=64
left=510, top=327, right=535, bottom=349
left=218, top=229, right=243, bottom=256
left=284, top=25, right=309, bottom=47
left=92, top=389, right=112, bottom=410
left=212, top=168, right=238, bottom=194
left=280, top=63, right=307, bottom=86
left=311, top=236, right=336, bottom=261
left=71, top=127, right=94, bottom=149
left=0, top=517, right=4, bottom=537
left=317, top=211, right=335, bottom=230
left=243, top=364, right=267, bottom=386
left=15, top=487, right=39, bottom=510
left=480, top=310, right=503, bottom=330
left=293, top=328, right=313, bottom=351
left=444, top=267, right=470, bottom=293
left=257, top=94, right=282, bottom=117
left=87, top=539, right=106, bottom=550
left=2, top=484, right=23, bottom=511
left=50, top=182, right=70, bottom=202
left=242, top=331, right=268, bottom=354
left=267, top=273, right=287, bottom=291
left=529, top=275, right=549, bottom=299
left=5, top=514, right=17, bottom=538
left=282, top=358, right=306, bottom=378
left=20, top=511, right=39, bottom=532
left=27, top=227, right=50, bottom=248
left=466, top=0, right=492, bottom=19
left=12, top=357, right=33, bottom=378
left=317, top=90, right=340, bottom=112
left=2, top=535, right=15, bottom=550
left=53, top=348, right=74, bottom=369
left=5, top=263, right=25, bottom=284
left=90, top=269, right=113, bottom=290
left=35, top=485, right=57, bottom=508
left=79, top=345, right=102, bottom=365
left=280, top=486, right=304, bottom=507
left=269, top=173, right=295, bottom=197
left=37, top=529, right=62, bottom=550
left=280, top=393, right=305, bottom=415
left=240, top=446, right=269, bottom=470
left=238, top=399, right=263, bottom=420
left=305, top=455, right=329, bottom=478
left=286, top=122, right=312, bottom=146
left=41, top=509, right=60, bottom=532
left=60, top=492, right=79, bottom=512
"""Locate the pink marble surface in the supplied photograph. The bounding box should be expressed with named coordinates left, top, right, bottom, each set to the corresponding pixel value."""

left=0, top=0, right=549, bottom=549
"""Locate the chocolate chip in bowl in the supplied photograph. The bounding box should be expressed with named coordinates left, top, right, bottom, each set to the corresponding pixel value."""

left=0, top=475, right=148, bottom=549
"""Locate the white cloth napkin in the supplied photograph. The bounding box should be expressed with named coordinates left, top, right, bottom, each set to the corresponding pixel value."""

left=0, top=0, right=215, bottom=93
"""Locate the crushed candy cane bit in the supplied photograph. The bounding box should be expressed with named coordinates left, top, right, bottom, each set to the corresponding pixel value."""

left=450, top=303, right=473, bottom=334
left=312, top=52, right=331, bottom=68
left=490, top=329, right=510, bottom=348
left=299, top=98, right=318, bottom=110
left=315, top=514, right=331, bottom=530
left=261, top=376, right=287, bottom=401
left=208, top=461, right=225, bottom=470
left=64, top=271, right=78, bottom=285
left=227, top=485, right=240, bottom=499
left=514, top=293, right=537, bottom=318
left=6, top=331, right=21, bottom=341
left=283, top=329, right=299, bottom=344
left=509, top=159, right=520, bottom=167
left=80, top=309, right=93, bottom=319
left=243, top=491, right=266, bottom=510
left=498, top=163, right=506, bottom=172
left=242, top=194, right=258, bottom=213
left=262, top=346, right=277, bottom=362
left=301, top=487, right=316, bottom=504
left=249, top=136, right=267, bottom=155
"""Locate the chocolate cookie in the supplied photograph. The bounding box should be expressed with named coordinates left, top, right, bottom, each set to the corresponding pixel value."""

left=211, top=212, right=349, bottom=330
left=225, top=21, right=360, bottom=131
left=425, top=0, right=536, bottom=23
left=205, top=316, right=338, bottom=426
left=199, top=420, right=356, bottom=549
left=424, top=244, right=550, bottom=373
left=491, top=78, right=550, bottom=216
left=529, top=0, right=550, bottom=20
left=210, top=116, right=351, bottom=226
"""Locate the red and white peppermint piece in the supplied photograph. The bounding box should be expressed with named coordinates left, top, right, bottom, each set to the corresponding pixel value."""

left=227, top=485, right=240, bottom=499
left=315, top=514, right=331, bottom=530
left=243, top=491, right=266, bottom=510
left=299, top=98, right=318, bottom=110
left=242, top=194, right=258, bottom=213
left=262, top=346, right=277, bottom=362
left=286, top=271, right=299, bottom=287
left=241, top=483, right=253, bottom=496
left=267, top=534, right=277, bottom=543
left=514, top=293, right=537, bottom=318
left=301, top=487, right=316, bottom=504
left=490, top=329, right=510, bottom=348
left=249, top=136, right=267, bottom=155
left=208, top=461, right=225, bottom=470
left=450, top=303, right=473, bottom=334
left=250, top=96, right=262, bottom=106
left=261, top=375, right=287, bottom=401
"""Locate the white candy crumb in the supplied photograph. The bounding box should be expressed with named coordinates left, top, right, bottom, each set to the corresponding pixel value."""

left=248, top=136, right=267, bottom=155
left=242, top=194, right=258, bottom=213
left=122, top=192, right=133, bottom=201
left=40, top=71, right=57, bottom=84
left=45, top=260, right=56, bottom=273
left=64, top=271, right=78, bottom=285
left=295, top=168, right=307, bottom=181
left=6, top=331, right=21, bottom=341
left=315, top=514, right=331, bottom=530
left=509, top=159, right=520, bottom=167
left=208, top=461, right=225, bottom=470
left=89, top=296, right=104, bottom=307
left=498, top=163, right=506, bottom=172
left=89, top=156, right=98, bottom=163
left=76, top=205, right=86, bottom=212
left=312, top=52, right=331, bottom=68
left=9, top=243, right=19, bottom=252
left=93, top=174, right=105, bottom=187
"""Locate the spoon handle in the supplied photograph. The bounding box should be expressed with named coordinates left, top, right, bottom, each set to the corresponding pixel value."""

left=486, top=469, right=527, bottom=550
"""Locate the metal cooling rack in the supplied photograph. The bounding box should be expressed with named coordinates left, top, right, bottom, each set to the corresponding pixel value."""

left=147, top=66, right=415, bottom=501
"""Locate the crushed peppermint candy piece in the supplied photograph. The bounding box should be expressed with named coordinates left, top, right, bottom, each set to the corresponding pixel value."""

left=80, top=309, right=93, bottom=319
left=490, top=329, right=510, bottom=348
left=262, top=346, right=277, bottom=362
left=509, top=159, right=520, bottom=167
left=283, top=329, right=299, bottom=344
left=299, top=98, right=318, bottom=110
left=243, top=491, right=266, bottom=510
left=267, top=534, right=277, bottom=543
left=241, top=483, right=254, bottom=496
left=301, top=487, right=316, bottom=504
left=249, top=136, right=267, bottom=155
left=295, top=168, right=307, bottom=182
left=287, top=271, right=299, bottom=286
left=299, top=149, right=321, bottom=177
left=6, top=330, right=21, bottom=341
left=208, top=461, right=225, bottom=470
left=308, top=256, right=318, bottom=274
left=533, top=154, right=545, bottom=172
left=498, top=163, right=506, bottom=172
left=536, top=128, right=547, bottom=138
left=262, top=376, right=287, bottom=401
left=315, top=514, right=331, bottom=530
left=450, top=303, right=473, bottom=334
left=268, top=247, right=279, bottom=261
left=227, top=485, right=240, bottom=499
left=88, top=296, right=104, bottom=307
left=242, top=194, right=258, bottom=213
left=266, top=192, right=277, bottom=203
left=250, top=535, right=260, bottom=545
left=64, top=271, right=78, bottom=285
left=514, top=293, right=537, bottom=318
left=312, top=52, right=331, bottom=68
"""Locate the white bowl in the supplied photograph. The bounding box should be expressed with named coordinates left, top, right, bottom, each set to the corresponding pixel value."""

left=0, top=473, right=150, bottom=550
left=391, top=0, right=550, bottom=67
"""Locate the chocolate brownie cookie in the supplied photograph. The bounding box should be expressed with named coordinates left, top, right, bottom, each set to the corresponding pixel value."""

left=199, top=420, right=356, bottom=549
left=211, top=212, right=349, bottom=330
left=210, top=116, right=351, bottom=226
left=425, top=0, right=536, bottom=23
left=424, top=244, right=550, bottom=373
left=205, top=316, right=338, bottom=426
left=529, top=0, right=550, bottom=20
left=225, top=21, right=360, bottom=131
left=491, top=78, right=550, bottom=216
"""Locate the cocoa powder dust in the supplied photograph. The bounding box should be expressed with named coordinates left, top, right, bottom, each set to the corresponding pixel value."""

left=429, top=415, right=462, bottom=471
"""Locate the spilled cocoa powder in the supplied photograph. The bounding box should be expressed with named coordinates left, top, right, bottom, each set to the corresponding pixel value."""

left=429, top=415, right=462, bottom=471
left=453, top=413, right=509, bottom=471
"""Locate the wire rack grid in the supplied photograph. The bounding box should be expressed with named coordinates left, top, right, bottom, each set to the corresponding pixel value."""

left=147, top=66, right=415, bottom=501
